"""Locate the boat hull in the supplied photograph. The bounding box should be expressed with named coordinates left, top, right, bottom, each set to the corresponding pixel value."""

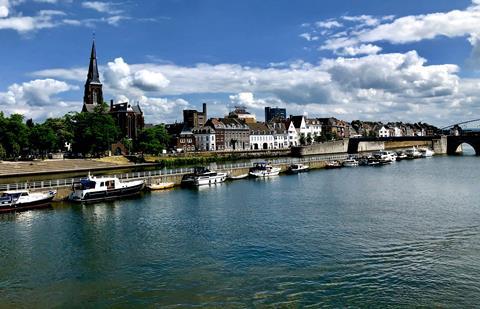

left=0, top=196, right=55, bottom=213
left=249, top=169, right=280, bottom=177
left=147, top=183, right=175, bottom=190
left=70, top=183, right=145, bottom=203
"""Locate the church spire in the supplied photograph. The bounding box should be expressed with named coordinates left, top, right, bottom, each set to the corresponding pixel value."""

left=87, top=40, right=100, bottom=84
left=83, top=38, right=104, bottom=110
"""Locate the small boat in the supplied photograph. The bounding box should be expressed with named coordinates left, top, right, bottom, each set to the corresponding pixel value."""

left=147, top=182, right=175, bottom=190
left=324, top=161, right=342, bottom=169
left=419, top=148, right=435, bottom=157
left=373, top=151, right=396, bottom=163
left=181, top=167, right=227, bottom=186
left=287, top=163, right=309, bottom=174
left=227, top=173, right=249, bottom=180
left=0, top=189, right=56, bottom=213
left=396, top=151, right=408, bottom=161
left=405, top=147, right=423, bottom=159
left=249, top=162, right=281, bottom=177
left=69, top=174, right=145, bottom=202
left=342, top=158, right=359, bottom=167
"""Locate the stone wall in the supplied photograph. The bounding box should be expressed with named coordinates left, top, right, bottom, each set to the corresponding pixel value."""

left=291, top=140, right=349, bottom=157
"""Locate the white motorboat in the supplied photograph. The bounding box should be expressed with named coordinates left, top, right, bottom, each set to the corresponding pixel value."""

left=405, top=147, right=423, bottom=159
left=419, top=148, right=435, bottom=157
left=249, top=162, right=281, bottom=177
left=342, top=158, right=359, bottom=167
left=69, top=174, right=145, bottom=202
left=181, top=167, right=227, bottom=186
left=0, top=189, right=56, bottom=213
left=287, top=163, right=309, bottom=173
left=373, top=151, right=396, bottom=163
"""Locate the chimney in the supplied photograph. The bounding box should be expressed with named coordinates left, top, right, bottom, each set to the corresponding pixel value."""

left=110, top=99, right=113, bottom=109
left=202, top=103, right=207, bottom=118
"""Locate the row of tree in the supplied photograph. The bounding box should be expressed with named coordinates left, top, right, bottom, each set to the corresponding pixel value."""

left=0, top=104, right=171, bottom=160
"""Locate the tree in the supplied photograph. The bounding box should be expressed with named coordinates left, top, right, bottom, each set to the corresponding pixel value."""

left=306, top=133, right=312, bottom=145
left=299, top=133, right=306, bottom=146
left=29, top=123, right=57, bottom=158
left=71, top=104, right=120, bottom=157
left=136, top=125, right=170, bottom=155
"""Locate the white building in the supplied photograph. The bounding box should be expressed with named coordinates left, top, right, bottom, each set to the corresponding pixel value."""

left=305, top=118, right=322, bottom=140
left=193, top=127, right=216, bottom=151
left=248, top=122, right=275, bottom=150
left=392, top=126, right=402, bottom=137
left=285, top=120, right=299, bottom=146
left=268, top=122, right=289, bottom=149
left=378, top=126, right=390, bottom=138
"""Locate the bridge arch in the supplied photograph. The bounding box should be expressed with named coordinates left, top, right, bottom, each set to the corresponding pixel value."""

left=446, top=136, right=480, bottom=155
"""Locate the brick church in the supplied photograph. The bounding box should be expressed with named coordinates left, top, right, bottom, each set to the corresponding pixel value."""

left=82, top=40, right=144, bottom=139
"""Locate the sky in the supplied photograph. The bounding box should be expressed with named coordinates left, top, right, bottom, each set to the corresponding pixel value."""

left=0, top=0, right=480, bottom=126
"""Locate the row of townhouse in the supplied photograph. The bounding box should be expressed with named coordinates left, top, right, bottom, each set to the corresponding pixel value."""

left=167, top=115, right=324, bottom=152
left=354, top=122, right=437, bottom=138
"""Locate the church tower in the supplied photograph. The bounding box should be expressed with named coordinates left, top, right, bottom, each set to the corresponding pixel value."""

left=82, top=40, right=104, bottom=112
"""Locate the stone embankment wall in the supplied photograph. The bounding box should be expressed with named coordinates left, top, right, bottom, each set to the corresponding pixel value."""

left=291, top=140, right=349, bottom=157
left=357, top=141, right=385, bottom=152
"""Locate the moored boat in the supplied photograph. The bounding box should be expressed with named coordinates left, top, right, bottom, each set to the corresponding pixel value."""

left=227, top=173, right=249, bottom=180
left=419, top=148, right=435, bottom=157
left=147, top=182, right=175, bottom=190
left=396, top=151, right=408, bottom=161
left=324, top=160, right=342, bottom=169
left=249, top=162, right=281, bottom=177
left=405, top=147, right=423, bottom=159
left=69, top=174, right=144, bottom=202
left=342, top=158, right=359, bottom=167
left=181, top=167, right=227, bottom=186
left=0, top=189, right=56, bottom=213
left=287, top=163, right=309, bottom=174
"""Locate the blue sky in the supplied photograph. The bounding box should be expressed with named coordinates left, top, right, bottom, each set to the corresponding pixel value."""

left=0, top=0, right=479, bottom=126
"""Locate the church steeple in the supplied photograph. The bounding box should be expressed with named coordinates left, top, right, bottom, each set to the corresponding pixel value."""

left=83, top=39, right=104, bottom=111
left=87, top=40, right=101, bottom=84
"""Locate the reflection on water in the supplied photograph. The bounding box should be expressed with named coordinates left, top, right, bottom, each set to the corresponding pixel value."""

left=1, top=156, right=480, bottom=307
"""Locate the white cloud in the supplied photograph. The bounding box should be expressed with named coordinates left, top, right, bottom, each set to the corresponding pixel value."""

left=336, top=44, right=382, bottom=56
left=0, top=10, right=64, bottom=32
left=0, top=0, right=9, bottom=18
left=82, top=1, right=123, bottom=14
left=315, top=19, right=343, bottom=29
left=320, top=1, right=480, bottom=56
left=0, top=78, right=79, bottom=120
left=132, top=69, right=170, bottom=91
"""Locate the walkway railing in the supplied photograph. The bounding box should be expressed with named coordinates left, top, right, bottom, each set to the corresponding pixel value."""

left=0, top=153, right=350, bottom=191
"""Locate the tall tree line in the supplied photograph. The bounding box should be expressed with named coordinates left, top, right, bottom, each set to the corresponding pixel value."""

left=0, top=104, right=170, bottom=160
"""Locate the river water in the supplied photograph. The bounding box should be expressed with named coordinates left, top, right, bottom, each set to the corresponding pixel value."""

left=1, top=153, right=480, bottom=307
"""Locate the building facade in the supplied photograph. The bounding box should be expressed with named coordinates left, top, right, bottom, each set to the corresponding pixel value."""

left=265, top=107, right=286, bottom=122
left=183, top=103, right=207, bottom=128
left=248, top=122, right=274, bottom=150
left=193, top=126, right=216, bottom=151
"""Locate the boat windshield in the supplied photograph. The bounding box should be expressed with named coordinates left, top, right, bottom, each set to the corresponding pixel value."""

left=80, top=179, right=96, bottom=190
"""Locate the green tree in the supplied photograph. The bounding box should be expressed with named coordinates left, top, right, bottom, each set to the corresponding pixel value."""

left=72, top=104, right=120, bottom=157
left=306, top=133, right=312, bottom=145
left=29, top=123, right=57, bottom=159
left=299, top=133, right=306, bottom=146
left=136, top=125, right=170, bottom=155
